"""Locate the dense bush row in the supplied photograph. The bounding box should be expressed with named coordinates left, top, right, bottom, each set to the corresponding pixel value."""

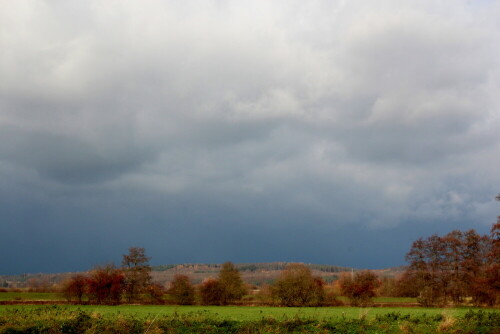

left=0, top=306, right=498, bottom=333
left=62, top=259, right=381, bottom=307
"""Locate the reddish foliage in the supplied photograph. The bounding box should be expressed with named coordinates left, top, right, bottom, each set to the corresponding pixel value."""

left=87, top=265, right=125, bottom=305
left=339, top=270, right=380, bottom=306
left=167, top=274, right=195, bottom=305
left=403, top=220, right=499, bottom=306
left=145, top=283, right=165, bottom=304
left=272, top=263, right=326, bottom=306
left=199, top=278, right=224, bottom=305
left=62, top=274, right=88, bottom=303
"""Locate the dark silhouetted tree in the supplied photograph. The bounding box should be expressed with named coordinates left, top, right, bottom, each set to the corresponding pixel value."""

left=168, top=274, right=196, bottom=305
left=122, top=247, right=152, bottom=302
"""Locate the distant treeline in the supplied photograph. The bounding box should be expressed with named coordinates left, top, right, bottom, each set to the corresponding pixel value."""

left=152, top=263, right=351, bottom=273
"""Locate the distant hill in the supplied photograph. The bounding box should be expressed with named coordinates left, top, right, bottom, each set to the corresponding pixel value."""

left=0, top=263, right=407, bottom=289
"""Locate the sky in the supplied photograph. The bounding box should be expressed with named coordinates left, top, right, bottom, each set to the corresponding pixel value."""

left=1, top=0, right=499, bottom=275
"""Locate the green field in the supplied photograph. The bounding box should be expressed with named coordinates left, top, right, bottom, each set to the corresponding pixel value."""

left=0, top=304, right=494, bottom=320
left=0, top=305, right=498, bottom=333
left=1, top=292, right=497, bottom=333
left=0, top=292, right=64, bottom=301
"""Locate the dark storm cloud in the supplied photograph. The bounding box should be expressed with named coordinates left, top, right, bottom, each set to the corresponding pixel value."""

left=1, top=0, right=499, bottom=273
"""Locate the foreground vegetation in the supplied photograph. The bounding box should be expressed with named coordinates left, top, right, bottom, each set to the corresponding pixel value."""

left=0, top=305, right=498, bottom=333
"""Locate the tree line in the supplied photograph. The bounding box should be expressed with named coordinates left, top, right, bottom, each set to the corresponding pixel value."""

left=62, top=247, right=382, bottom=306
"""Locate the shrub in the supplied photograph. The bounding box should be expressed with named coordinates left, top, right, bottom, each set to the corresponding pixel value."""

left=146, top=283, right=166, bottom=304
left=167, top=275, right=195, bottom=305
left=87, top=264, right=125, bottom=305
left=339, top=270, right=381, bottom=306
left=271, top=263, right=326, bottom=306
left=62, top=274, right=88, bottom=303
left=199, top=278, right=224, bottom=305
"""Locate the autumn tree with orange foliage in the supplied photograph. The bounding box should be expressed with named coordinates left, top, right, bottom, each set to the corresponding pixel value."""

left=62, top=274, right=87, bottom=303
left=87, top=265, right=125, bottom=305
left=218, top=262, right=246, bottom=305
left=168, top=274, right=196, bottom=305
left=199, top=278, right=224, bottom=305
left=479, top=194, right=500, bottom=305
left=197, top=262, right=246, bottom=305
left=272, top=263, right=325, bottom=306
left=402, top=195, right=499, bottom=306
left=339, top=270, right=380, bottom=306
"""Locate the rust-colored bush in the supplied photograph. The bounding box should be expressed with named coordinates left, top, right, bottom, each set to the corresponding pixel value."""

left=62, top=274, right=88, bottom=303
left=167, top=274, right=195, bottom=305
left=271, top=263, right=326, bottom=306
left=339, top=270, right=380, bottom=306
left=199, top=278, right=224, bottom=305
left=87, top=265, right=125, bottom=305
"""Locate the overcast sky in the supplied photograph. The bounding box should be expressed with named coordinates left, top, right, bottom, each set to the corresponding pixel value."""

left=1, top=0, right=499, bottom=274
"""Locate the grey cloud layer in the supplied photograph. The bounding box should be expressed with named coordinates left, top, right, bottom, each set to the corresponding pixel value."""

left=1, top=0, right=499, bottom=271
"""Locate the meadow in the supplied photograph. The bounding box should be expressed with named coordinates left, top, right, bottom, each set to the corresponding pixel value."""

left=0, top=304, right=495, bottom=320
left=0, top=305, right=498, bottom=333
left=0, top=292, right=64, bottom=301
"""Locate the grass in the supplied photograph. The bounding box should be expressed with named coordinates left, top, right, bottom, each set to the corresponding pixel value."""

left=373, top=297, right=417, bottom=303
left=0, top=304, right=494, bottom=320
left=0, top=292, right=64, bottom=301
left=334, top=296, right=417, bottom=303
left=0, top=306, right=498, bottom=333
